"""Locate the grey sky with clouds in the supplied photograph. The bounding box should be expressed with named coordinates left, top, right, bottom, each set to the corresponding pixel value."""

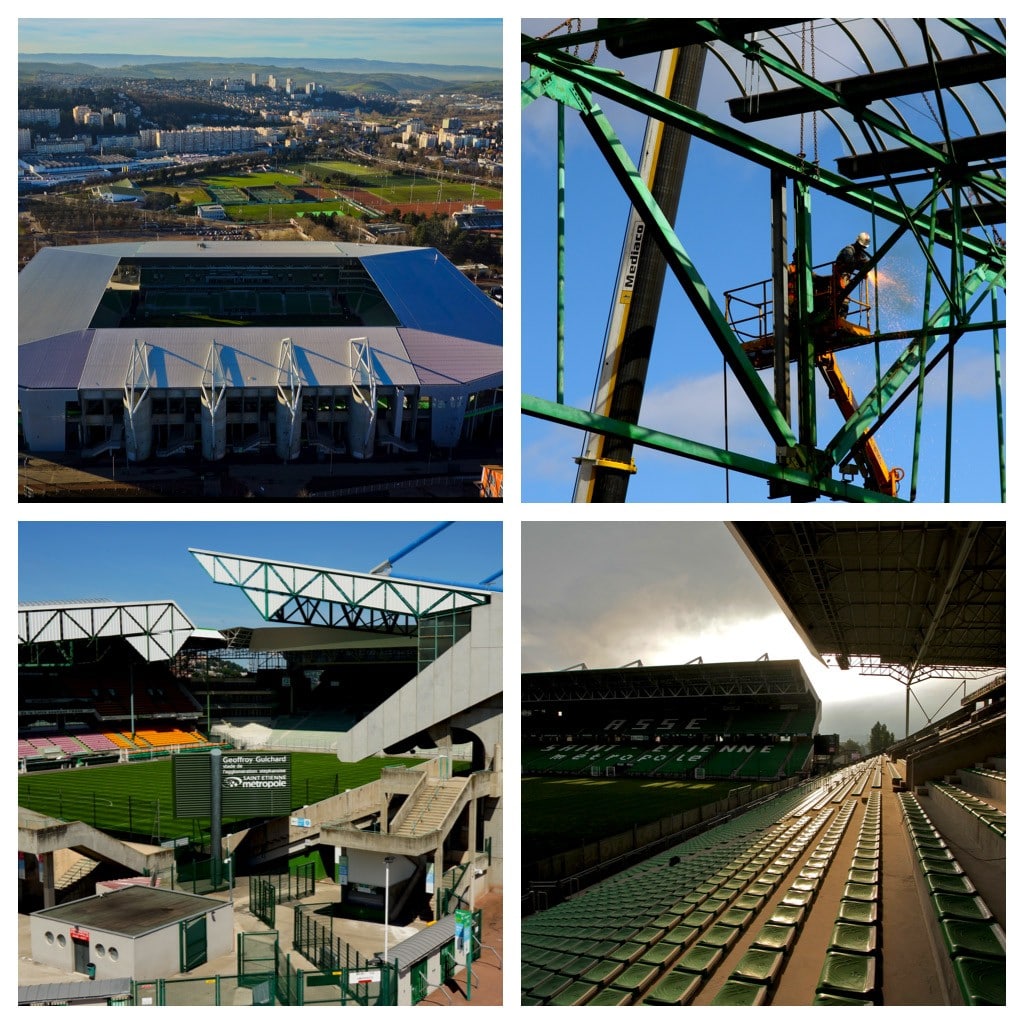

left=521, top=522, right=997, bottom=744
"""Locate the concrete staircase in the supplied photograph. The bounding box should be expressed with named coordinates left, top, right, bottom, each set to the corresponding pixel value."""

left=56, top=853, right=99, bottom=892
left=392, top=778, right=466, bottom=837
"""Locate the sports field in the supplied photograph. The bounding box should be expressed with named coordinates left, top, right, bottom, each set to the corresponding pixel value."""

left=522, top=775, right=742, bottom=863
left=308, top=162, right=501, bottom=203
left=18, top=752, right=428, bottom=843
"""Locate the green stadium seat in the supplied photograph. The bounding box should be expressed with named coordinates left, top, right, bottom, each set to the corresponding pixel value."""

left=828, top=923, right=878, bottom=955
left=663, top=924, right=699, bottom=947
left=607, top=942, right=646, bottom=964
left=734, top=893, right=766, bottom=913
left=847, top=868, right=880, bottom=886
left=850, top=856, right=880, bottom=872
left=699, top=925, right=741, bottom=951
left=699, top=897, right=727, bottom=915
left=925, top=872, right=977, bottom=897
left=676, top=943, right=724, bottom=978
left=652, top=912, right=682, bottom=929
left=769, top=903, right=806, bottom=929
left=939, top=920, right=1006, bottom=960
left=731, top=948, right=784, bottom=986
left=631, top=926, right=665, bottom=945
left=836, top=900, right=878, bottom=926
left=933, top=893, right=994, bottom=922
left=609, top=962, right=660, bottom=996
left=528, top=973, right=571, bottom=1001
left=780, top=887, right=814, bottom=908
left=842, top=882, right=879, bottom=903
left=579, top=959, right=625, bottom=986
left=710, top=979, right=768, bottom=1005
left=639, top=941, right=682, bottom=968
left=546, top=980, right=598, bottom=1006
left=586, top=987, right=633, bottom=1005
left=952, top=956, right=1006, bottom=1005
left=582, top=940, right=621, bottom=959
left=816, top=951, right=878, bottom=999
left=751, top=922, right=796, bottom=953
left=521, top=966, right=549, bottom=990
left=642, top=968, right=702, bottom=1006
left=682, top=910, right=714, bottom=929
left=719, top=907, right=753, bottom=930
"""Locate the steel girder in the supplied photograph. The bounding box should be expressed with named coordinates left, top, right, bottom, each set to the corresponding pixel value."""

left=17, top=600, right=194, bottom=664
left=189, top=549, right=491, bottom=635
left=523, top=21, right=1006, bottom=501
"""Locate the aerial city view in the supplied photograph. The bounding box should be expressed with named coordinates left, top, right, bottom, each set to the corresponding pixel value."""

left=18, top=19, right=503, bottom=500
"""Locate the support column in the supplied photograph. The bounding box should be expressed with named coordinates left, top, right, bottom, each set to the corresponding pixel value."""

left=41, top=851, right=56, bottom=909
left=433, top=846, right=444, bottom=920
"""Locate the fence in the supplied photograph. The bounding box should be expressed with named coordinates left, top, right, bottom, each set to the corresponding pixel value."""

left=133, top=974, right=275, bottom=1006
left=249, top=862, right=316, bottom=926
left=170, top=852, right=234, bottom=895
left=290, top=902, right=397, bottom=1005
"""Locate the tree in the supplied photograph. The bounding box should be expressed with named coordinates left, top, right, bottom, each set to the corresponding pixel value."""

left=868, top=721, right=896, bottom=755
left=838, top=738, right=863, bottom=758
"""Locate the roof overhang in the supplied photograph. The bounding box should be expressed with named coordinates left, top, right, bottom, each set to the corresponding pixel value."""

left=18, top=600, right=194, bottom=663
left=729, top=522, right=1005, bottom=682
left=189, top=549, right=492, bottom=635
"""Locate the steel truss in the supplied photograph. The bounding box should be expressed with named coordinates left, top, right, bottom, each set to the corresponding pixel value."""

left=189, top=549, right=492, bottom=636
left=523, top=18, right=1006, bottom=501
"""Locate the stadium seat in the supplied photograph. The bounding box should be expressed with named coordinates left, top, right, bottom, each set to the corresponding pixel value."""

left=828, top=923, right=878, bottom=956
left=675, top=943, right=724, bottom=978
left=952, top=956, right=1006, bottom=1005
left=642, top=968, right=702, bottom=1005
left=546, top=981, right=598, bottom=1006
left=751, top=922, right=797, bottom=953
left=710, top=979, right=769, bottom=1005
left=816, top=951, right=878, bottom=1000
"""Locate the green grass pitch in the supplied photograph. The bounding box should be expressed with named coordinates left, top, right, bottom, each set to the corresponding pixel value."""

left=522, top=775, right=740, bottom=863
left=18, top=752, right=427, bottom=843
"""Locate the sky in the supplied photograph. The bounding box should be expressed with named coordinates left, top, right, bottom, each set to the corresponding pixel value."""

left=18, top=16, right=501, bottom=68
left=521, top=18, right=1007, bottom=503
left=18, top=521, right=502, bottom=630
left=521, top=521, right=1002, bottom=745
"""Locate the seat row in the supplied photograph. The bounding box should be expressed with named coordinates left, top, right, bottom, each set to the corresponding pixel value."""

left=813, top=789, right=882, bottom=1004
left=899, top=792, right=1005, bottom=1005
left=931, top=781, right=1006, bottom=838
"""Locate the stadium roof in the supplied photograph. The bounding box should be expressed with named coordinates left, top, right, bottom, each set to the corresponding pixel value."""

left=190, top=549, right=495, bottom=635
left=523, top=658, right=818, bottom=703
left=730, top=522, right=1005, bottom=680
left=19, top=241, right=501, bottom=393
left=17, top=600, right=194, bottom=663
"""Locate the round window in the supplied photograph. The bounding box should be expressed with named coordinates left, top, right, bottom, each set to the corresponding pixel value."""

left=95, top=944, right=105, bottom=957
left=108, top=947, right=119, bottom=962
left=57, top=934, right=67, bottom=948
left=44, top=931, right=55, bottom=945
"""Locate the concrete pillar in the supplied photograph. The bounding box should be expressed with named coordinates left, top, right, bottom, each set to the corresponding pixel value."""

left=41, top=851, right=56, bottom=908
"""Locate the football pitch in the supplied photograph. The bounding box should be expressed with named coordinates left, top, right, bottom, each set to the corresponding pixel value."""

left=522, top=776, right=740, bottom=863
left=18, top=752, right=427, bottom=843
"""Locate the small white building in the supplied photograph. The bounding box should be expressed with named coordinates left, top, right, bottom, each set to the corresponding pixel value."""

left=30, top=885, right=234, bottom=981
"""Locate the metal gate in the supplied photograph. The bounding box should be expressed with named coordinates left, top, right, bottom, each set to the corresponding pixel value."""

left=180, top=915, right=208, bottom=972
left=410, top=959, right=429, bottom=1004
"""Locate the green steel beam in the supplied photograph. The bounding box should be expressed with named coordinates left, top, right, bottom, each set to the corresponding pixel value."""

left=574, top=85, right=798, bottom=448
left=940, top=19, right=1006, bottom=57
left=825, top=263, right=1004, bottom=467
left=524, top=44, right=1003, bottom=268
left=698, top=20, right=958, bottom=173
left=522, top=393, right=904, bottom=502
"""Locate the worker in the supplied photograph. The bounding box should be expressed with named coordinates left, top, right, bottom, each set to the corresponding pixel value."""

left=833, top=232, right=871, bottom=317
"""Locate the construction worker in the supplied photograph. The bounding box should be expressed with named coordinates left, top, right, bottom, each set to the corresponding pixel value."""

left=833, top=232, right=871, bottom=317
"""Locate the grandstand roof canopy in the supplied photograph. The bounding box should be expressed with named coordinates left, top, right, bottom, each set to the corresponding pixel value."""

left=18, top=241, right=502, bottom=393
left=190, top=549, right=494, bottom=635
left=17, top=599, right=194, bottom=663
left=730, top=522, right=1005, bottom=677
left=523, top=658, right=817, bottom=703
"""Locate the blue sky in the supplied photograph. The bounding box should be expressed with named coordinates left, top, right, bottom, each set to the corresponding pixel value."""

left=18, top=522, right=502, bottom=630
left=18, top=17, right=501, bottom=68
left=521, top=18, right=1006, bottom=503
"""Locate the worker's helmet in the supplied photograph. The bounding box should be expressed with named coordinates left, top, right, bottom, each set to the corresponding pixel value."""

left=857, top=232, right=871, bottom=247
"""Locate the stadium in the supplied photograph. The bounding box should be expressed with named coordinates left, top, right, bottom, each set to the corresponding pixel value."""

left=18, top=524, right=503, bottom=1006
left=18, top=241, right=502, bottom=465
left=521, top=522, right=1004, bottom=1006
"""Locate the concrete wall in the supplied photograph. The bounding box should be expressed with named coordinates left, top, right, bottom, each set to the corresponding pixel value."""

left=19, top=388, right=77, bottom=452
left=336, top=597, right=502, bottom=763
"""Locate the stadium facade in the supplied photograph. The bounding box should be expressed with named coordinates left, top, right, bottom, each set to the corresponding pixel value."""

left=19, top=241, right=502, bottom=463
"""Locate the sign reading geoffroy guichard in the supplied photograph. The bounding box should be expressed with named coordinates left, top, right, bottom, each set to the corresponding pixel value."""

left=172, top=750, right=292, bottom=818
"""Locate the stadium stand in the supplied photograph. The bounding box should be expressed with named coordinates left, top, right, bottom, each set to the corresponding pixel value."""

left=522, top=751, right=1005, bottom=1005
